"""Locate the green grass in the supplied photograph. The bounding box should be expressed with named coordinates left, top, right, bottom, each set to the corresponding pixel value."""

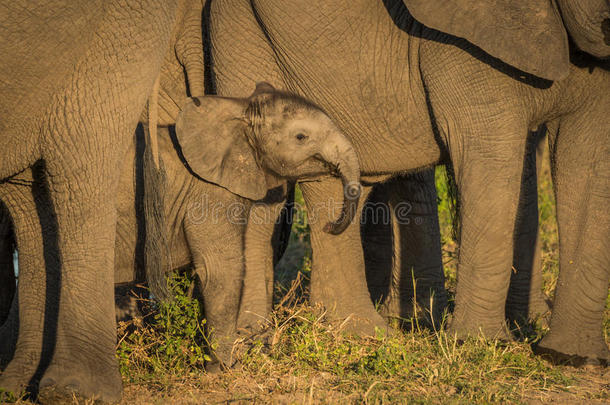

left=99, top=161, right=609, bottom=403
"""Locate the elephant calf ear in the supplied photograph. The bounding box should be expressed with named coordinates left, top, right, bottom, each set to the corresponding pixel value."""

left=403, top=0, right=570, bottom=81
left=175, top=97, right=269, bottom=200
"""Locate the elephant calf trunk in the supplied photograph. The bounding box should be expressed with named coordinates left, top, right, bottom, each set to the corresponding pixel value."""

left=321, top=142, right=362, bottom=235
left=323, top=176, right=362, bottom=235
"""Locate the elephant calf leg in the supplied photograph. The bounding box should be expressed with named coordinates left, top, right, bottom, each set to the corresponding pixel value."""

left=186, top=217, right=244, bottom=370
left=238, top=194, right=287, bottom=332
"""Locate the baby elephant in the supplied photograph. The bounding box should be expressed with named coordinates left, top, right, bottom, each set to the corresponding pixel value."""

left=160, top=83, right=364, bottom=358
left=0, top=83, right=361, bottom=372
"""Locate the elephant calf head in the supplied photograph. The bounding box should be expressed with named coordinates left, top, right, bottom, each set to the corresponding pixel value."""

left=175, top=82, right=361, bottom=235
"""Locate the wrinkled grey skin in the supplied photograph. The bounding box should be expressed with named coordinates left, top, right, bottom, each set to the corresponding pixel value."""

left=537, top=79, right=609, bottom=365
left=117, top=86, right=359, bottom=362
left=0, top=0, right=206, bottom=401
left=362, top=141, right=550, bottom=330
left=116, top=127, right=248, bottom=369
left=207, top=0, right=609, bottom=362
left=0, top=128, right=286, bottom=375
left=0, top=84, right=359, bottom=385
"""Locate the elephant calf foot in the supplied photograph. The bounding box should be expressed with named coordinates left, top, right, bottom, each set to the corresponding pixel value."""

left=535, top=331, right=610, bottom=367
left=205, top=332, right=240, bottom=373
left=37, top=360, right=123, bottom=404
left=526, top=294, right=552, bottom=325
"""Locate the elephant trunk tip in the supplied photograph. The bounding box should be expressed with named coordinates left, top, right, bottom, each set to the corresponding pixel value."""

left=323, top=181, right=362, bottom=235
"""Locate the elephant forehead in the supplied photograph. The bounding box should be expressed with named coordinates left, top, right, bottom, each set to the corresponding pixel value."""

left=280, top=110, right=331, bottom=132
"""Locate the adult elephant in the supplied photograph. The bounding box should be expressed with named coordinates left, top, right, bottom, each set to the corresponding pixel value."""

left=206, top=0, right=610, bottom=362
left=358, top=129, right=550, bottom=330
left=0, top=0, right=206, bottom=401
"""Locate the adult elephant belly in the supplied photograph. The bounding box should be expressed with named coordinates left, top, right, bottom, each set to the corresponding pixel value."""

left=0, top=2, right=104, bottom=180
left=213, top=0, right=441, bottom=175
left=210, top=0, right=442, bottom=335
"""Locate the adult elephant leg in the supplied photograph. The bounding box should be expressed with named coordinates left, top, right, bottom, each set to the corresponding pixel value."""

left=506, top=128, right=551, bottom=326
left=362, top=183, right=394, bottom=314
left=390, top=170, right=446, bottom=327
left=537, top=108, right=610, bottom=365
left=238, top=186, right=288, bottom=331
left=364, top=171, right=447, bottom=329
left=419, top=39, right=533, bottom=339
left=446, top=124, right=527, bottom=340
left=33, top=109, right=129, bottom=402
left=0, top=166, right=48, bottom=395
left=0, top=201, right=15, bottom=325
left=300, top=178, right=388, bottom=336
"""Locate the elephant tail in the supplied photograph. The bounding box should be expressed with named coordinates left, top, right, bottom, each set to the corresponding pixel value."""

left=143, top=80, right=172, bottom=302
left=444, top=162, right=461, bottom=242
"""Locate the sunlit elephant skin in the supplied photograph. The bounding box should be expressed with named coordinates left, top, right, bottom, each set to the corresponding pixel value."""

left=0, top=84, right=363, bottom=397
left=0, top=128, right=287, bottom=379
left=535, top=68, right=610, bottom=366
left=116, top=84, right=361, bottom=363
left=207, top=0, right=610, bottom=363
left=0, top=161, right=76, bottom=402
left=0, top=0, right=206, bottom=401
left=362, top=149, right=550, bottom=331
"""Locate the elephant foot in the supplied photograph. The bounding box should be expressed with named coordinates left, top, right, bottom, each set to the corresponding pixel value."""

left=207, top=333, right=239, bottom=372
left=333, top=308, right=392, bottom=338
left=506, top=293, right=552, bottom=329
left=236, top=311, right=270, bottom=335
left=535, top=331, right=609, bottom=367
left=37, top=361, right=123, bottom=404
left=527, top=294, right=551, bottom=324
left=0, top=348, right=43, bottom=399
left=448, top=315, right=513, bottom=342
left=0, top=370, right=30, bottom=402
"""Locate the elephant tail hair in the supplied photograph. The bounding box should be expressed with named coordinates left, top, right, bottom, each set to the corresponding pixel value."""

left=444, top=162, right=461, bottom=242
left=143, top=126, right=173, bottom=302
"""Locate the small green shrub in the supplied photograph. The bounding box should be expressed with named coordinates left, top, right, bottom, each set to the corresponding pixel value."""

left=116, top=271, right=213, bottom=383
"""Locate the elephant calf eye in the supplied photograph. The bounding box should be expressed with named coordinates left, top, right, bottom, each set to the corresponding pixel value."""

left=295, top=133, right=308, bottom=142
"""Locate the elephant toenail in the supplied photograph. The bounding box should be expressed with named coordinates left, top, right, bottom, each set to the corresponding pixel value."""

left=38, top=377, right=56, bottom=388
